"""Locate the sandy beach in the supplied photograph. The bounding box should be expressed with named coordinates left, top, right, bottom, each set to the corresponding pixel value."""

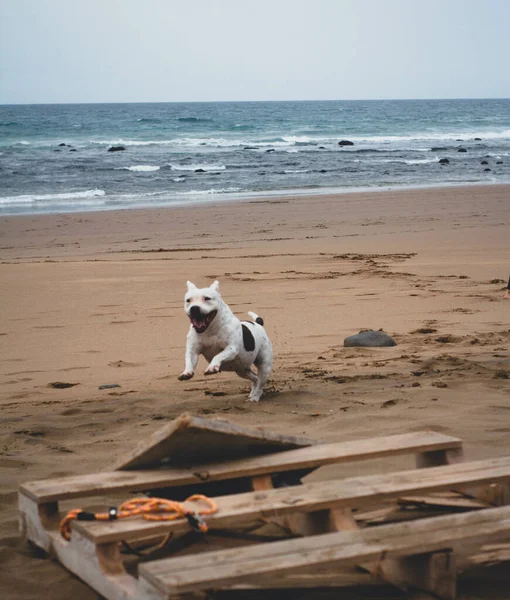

left=1, top=183, right=510, bottom=599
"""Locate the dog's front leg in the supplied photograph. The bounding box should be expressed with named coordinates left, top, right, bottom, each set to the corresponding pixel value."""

left=178, top=346, right=199, bottom=381
left=204, top=345, right=238, bottom=375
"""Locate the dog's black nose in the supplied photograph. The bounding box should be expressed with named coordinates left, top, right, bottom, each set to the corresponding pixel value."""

left=189, top=305, right=202, bottom=318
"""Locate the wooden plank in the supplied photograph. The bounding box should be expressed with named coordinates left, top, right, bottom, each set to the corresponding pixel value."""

left=398, top=495, right=490, bottom=510
left=138, top=505, right=510, bottom=595
left=20, top=431, right=462, bottom=504
left=74, top=456, right=510, bottom=544
left=112, top=412, right=314, bottom=471
left=469, top=542, right=510, bottom=565
left=228, top=570, right=384, bottom=589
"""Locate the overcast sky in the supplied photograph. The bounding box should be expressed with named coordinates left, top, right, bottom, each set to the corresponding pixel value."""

left=1, top=0, right=509, bottom=104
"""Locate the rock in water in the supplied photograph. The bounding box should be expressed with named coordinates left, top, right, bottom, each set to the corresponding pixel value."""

left=338, top=140, right=354, bottom=146
left=108, top=145, right=126, bottom=152
left=344, top=330, right=397, bottom=347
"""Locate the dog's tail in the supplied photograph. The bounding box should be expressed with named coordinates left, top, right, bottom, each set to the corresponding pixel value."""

left=248, top=311, right=264, bottom=326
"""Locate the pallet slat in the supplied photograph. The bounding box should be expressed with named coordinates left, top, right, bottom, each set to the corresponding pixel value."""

left=73, top=455, right=510, bottom=544
left=112, top=413, right=315, bottom=471
left=139, top=506, right=510, bottom=595
left=20, top=431, right=461, bottom=503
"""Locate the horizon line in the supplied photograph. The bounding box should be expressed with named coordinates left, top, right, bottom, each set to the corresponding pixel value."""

left=1, top=97, right=510, bottom=107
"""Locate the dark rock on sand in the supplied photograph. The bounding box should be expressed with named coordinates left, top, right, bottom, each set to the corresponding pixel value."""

left=108, top=146, right=126, bottom=152
left=338, top=140, right=354, bottom=146
left=381, top=400, right=397, bottom=408
left=481, top=160, right=489, bottom=165
left=48, top=381, right=79, bottom=389
left=344, top=330, right=397, bottom=347
left=435, top=335, right=457, bottom=344
left=494, top=370, right=509, bottom=379
left=438, top=158, right=450, bottom=164
left=457, top=147, right=467, bottom=153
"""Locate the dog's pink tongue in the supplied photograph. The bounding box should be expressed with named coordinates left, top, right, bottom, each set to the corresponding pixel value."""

left=191, top=316, right=205, bottom=330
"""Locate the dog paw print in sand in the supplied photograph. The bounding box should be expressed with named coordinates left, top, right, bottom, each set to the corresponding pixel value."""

left=108, top=360, right=145, bottom=368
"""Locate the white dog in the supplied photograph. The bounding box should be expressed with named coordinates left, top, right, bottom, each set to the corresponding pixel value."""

left=178, top=280, right=273, bottom=402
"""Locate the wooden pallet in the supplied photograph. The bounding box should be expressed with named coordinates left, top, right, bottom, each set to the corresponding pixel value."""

left=18, top=414, right=510, bottom=600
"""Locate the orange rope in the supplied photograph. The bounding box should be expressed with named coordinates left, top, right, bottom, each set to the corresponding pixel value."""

left=59, top=494, right=217, bottom=541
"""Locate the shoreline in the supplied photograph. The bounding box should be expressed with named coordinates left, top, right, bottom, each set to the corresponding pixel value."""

left=2, top=180, right=510, bottom=219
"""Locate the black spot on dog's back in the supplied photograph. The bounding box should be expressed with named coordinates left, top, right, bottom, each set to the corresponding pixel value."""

left=241, top=323, right=256, bottom=352
left=255, top=317, right=264, bottom=326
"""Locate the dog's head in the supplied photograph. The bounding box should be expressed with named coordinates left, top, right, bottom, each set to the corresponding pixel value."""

left=184, top=280, right=221, bottom=334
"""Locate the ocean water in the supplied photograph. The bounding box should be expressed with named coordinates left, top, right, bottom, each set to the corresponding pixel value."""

left=0, top=99, right=509, bottom=215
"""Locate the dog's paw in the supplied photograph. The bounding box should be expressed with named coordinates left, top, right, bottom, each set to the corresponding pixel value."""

left=247, top=395, right=261, bottom=402
left=204, top=364, right=221, bottom=375
left=178, top=371, right=194, bottom=381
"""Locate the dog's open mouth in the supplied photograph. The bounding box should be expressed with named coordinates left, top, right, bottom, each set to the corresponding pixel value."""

left=189, top=310, right=217, bottom=333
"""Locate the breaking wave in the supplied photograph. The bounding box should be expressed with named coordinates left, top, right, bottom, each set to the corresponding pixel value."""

left=169, top=163, right=226, bottom=172
left=0, top=189, right=106, bottom=205
left=123, top=165, right=160, bottom=172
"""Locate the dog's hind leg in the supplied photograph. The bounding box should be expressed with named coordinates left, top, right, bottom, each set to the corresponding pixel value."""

left=236, top=368, right=258, bottom=397
left=248, top=355, right=273, bottom=402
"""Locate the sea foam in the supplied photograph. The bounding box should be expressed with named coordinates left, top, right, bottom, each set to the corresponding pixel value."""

left=169, top=163, right=226, bottom=172
left=124, top=165, right=160, bottom=172
left=0, top=189, right=106, bottom=205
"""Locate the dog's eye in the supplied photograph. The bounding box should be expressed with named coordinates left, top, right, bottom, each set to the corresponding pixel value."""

left=186, top=298, right=191, bottom=303
left=204, top=296, right=211, bottom=301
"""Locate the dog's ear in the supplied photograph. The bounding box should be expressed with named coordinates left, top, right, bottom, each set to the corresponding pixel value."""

left=186, top=281, right=197, bottom=291
left=211, top=280, right=220, bottom=292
